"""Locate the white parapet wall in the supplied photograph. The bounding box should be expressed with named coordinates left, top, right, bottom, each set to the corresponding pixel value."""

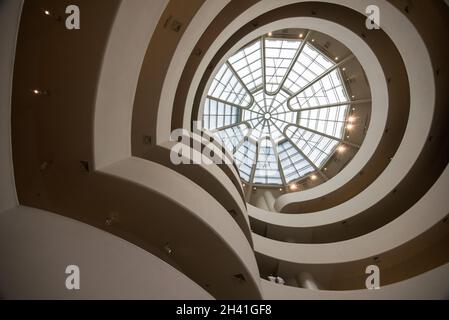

left=0, top=206, right=213, bottom=300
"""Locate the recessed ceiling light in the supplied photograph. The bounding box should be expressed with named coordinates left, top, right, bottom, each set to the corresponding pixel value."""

left=33, top=89, right=40, bottom=94
left=346, top=124, right=354, bottom=130
left=351, top=95, right=355, bottom=99
left=338, top=145, right=346, bottom=153
left=279, top=188, right=283, bottom=192
left=268, top=32, right=272, bottom=37
left=164, top=243, right=173, bottom=255
left=342, top=67, right=346, bottom=71
left=311, top=38, right=315, bottom=42
left=311, top=174, right=317, bottom=180
left=348, top=116, right=356, bottom=122
left=299, top=33, right=303, bottom=38
left=335, top=57, right=339, bottom=61
left=44, top=10, right=50, bottom=15
left=289, top=184, right=298, bottom=191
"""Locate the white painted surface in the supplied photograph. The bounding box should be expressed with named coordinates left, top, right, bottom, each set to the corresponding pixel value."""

left=262, top=263, right=449, bottom=300
left=0, top=0, right=22, bottom=212
left=93, top=0, right=168, bottom=169
left=191, top=16, right=387, bottom=216
left=0, top=206, right=213, bottom=300
left=101, top=156, right=262, bottom=294
left=188, top=0, right=434, bottom=228
left=254, top=163, right=449, bottom=264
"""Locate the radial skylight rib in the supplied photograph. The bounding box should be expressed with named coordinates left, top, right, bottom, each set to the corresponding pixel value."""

left=264, top=38, right=302, bottom=94
left=241, top=90, right=290, bottom=141
left=286, top=126, right=339, bottom=168
left=208, top=63, right=253, bottom=107
left=215, top=124, right=249, bottom=154
left=284, top=42, right=335, bottom=94
left=202, top=34, right=352, bottom=186
left=228, top=39, right=263, bottom=92
left=253, top=140, right=283, bottom=185
left=202, top=98, right=241, bottom=130
left=234, top=140, right=257, bottom=182
left=278, top=141, right=315, bottom=183
left=298, top=105, right=348, bottom=138
left=289, top=70, right=348, bottom=110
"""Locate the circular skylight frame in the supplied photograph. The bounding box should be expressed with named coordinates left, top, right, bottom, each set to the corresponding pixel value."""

left=201, top=32, right=354, bottom=188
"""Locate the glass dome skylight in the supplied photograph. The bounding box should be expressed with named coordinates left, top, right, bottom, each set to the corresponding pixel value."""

left=201, top=34, right=351, bottom=187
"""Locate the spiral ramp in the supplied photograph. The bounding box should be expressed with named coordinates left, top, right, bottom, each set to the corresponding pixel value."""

left=0, top=0, right=448, bottom=299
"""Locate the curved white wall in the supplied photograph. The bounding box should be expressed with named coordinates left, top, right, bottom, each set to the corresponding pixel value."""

left=94, top=0, right=168, bottom=169
left=262, top=263, right=449, bottom=299
left=254, top=162, right=449, bottom=264
left=0, top=206, right=213, bottom=300
left=0, top=0, right=22, bottom=212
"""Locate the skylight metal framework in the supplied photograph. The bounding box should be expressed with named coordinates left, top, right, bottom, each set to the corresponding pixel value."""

left=202, top=34, right=357, bottom=188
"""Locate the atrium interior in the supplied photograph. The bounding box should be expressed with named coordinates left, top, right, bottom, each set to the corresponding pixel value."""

left=1, top=0, right=449, bottom=300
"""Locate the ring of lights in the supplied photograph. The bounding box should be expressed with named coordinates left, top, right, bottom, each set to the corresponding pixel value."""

left=91, top=0, right=444, bottom=290
left=242, top=2, right=434, bottom=230
left=168, top=0, right=434, bottom=234
left=7, top=0, right=446, bottom=296
left=196, top=17, right=385, bottom=197
left=177, top=1, right=414, bottom=217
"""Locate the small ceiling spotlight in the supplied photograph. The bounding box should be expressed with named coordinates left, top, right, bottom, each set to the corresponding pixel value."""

left=279, top=188, right=283, bottom=192
left=164, top=243, right=173, bottom=255
left=311, top=38, right=315, bottom=42
left=352, top=107, right=356, bottom=111
left=337, top=145, right=346, bottom=153
left=31, top=89, right=49, bottom=96
left=253, top=186, right=257, bottom=191
left=268, top=32, right=273, bottom=37
left=299, top=33, right=304, bottom=38
left=346, top=124, right=354, bottom=130
left=324, top=167, right=328, bottom=171
left=310, top=174, right=317, bottom=181
left=348, top=116, right=356, bottom=123
left=289, top=184, right=298, bottom=191
left=342, top=67, right=346, bottom=71
left=105, top=211, right=119, bottom=226
left=39, top=160, right=52, bottom=171
left=335, top=57, right=339, bottom=61
left=44, top=10, right=51, bottom=16
left=242, top=183, right=246, bottom=187
left=351, top=95, right=355, bottom=99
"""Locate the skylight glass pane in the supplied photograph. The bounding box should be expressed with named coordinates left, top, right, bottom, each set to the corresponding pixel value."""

left=289, top=69, right=348, bottom=110
left=299, top=105, right=348, bottom=138
left=234, top=140, right=257, bottom=182
left=265, top=38, right=302, bottom=94
left=215, top=123, right=249, bottom=153
left=278, top=141, right=315, bottom=183
left=202, top=98, right=240, bottom=131
left=208, top=64, right=252, bottom=107
left=284, top=43, right=335, bottom=94
left=253, top=140, right=282, bottom=185
left=201, top=34, right=354, bottom=187
left=286, top=127, right=339, bottom=167
left=229, top=40, right=263, bottom=91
